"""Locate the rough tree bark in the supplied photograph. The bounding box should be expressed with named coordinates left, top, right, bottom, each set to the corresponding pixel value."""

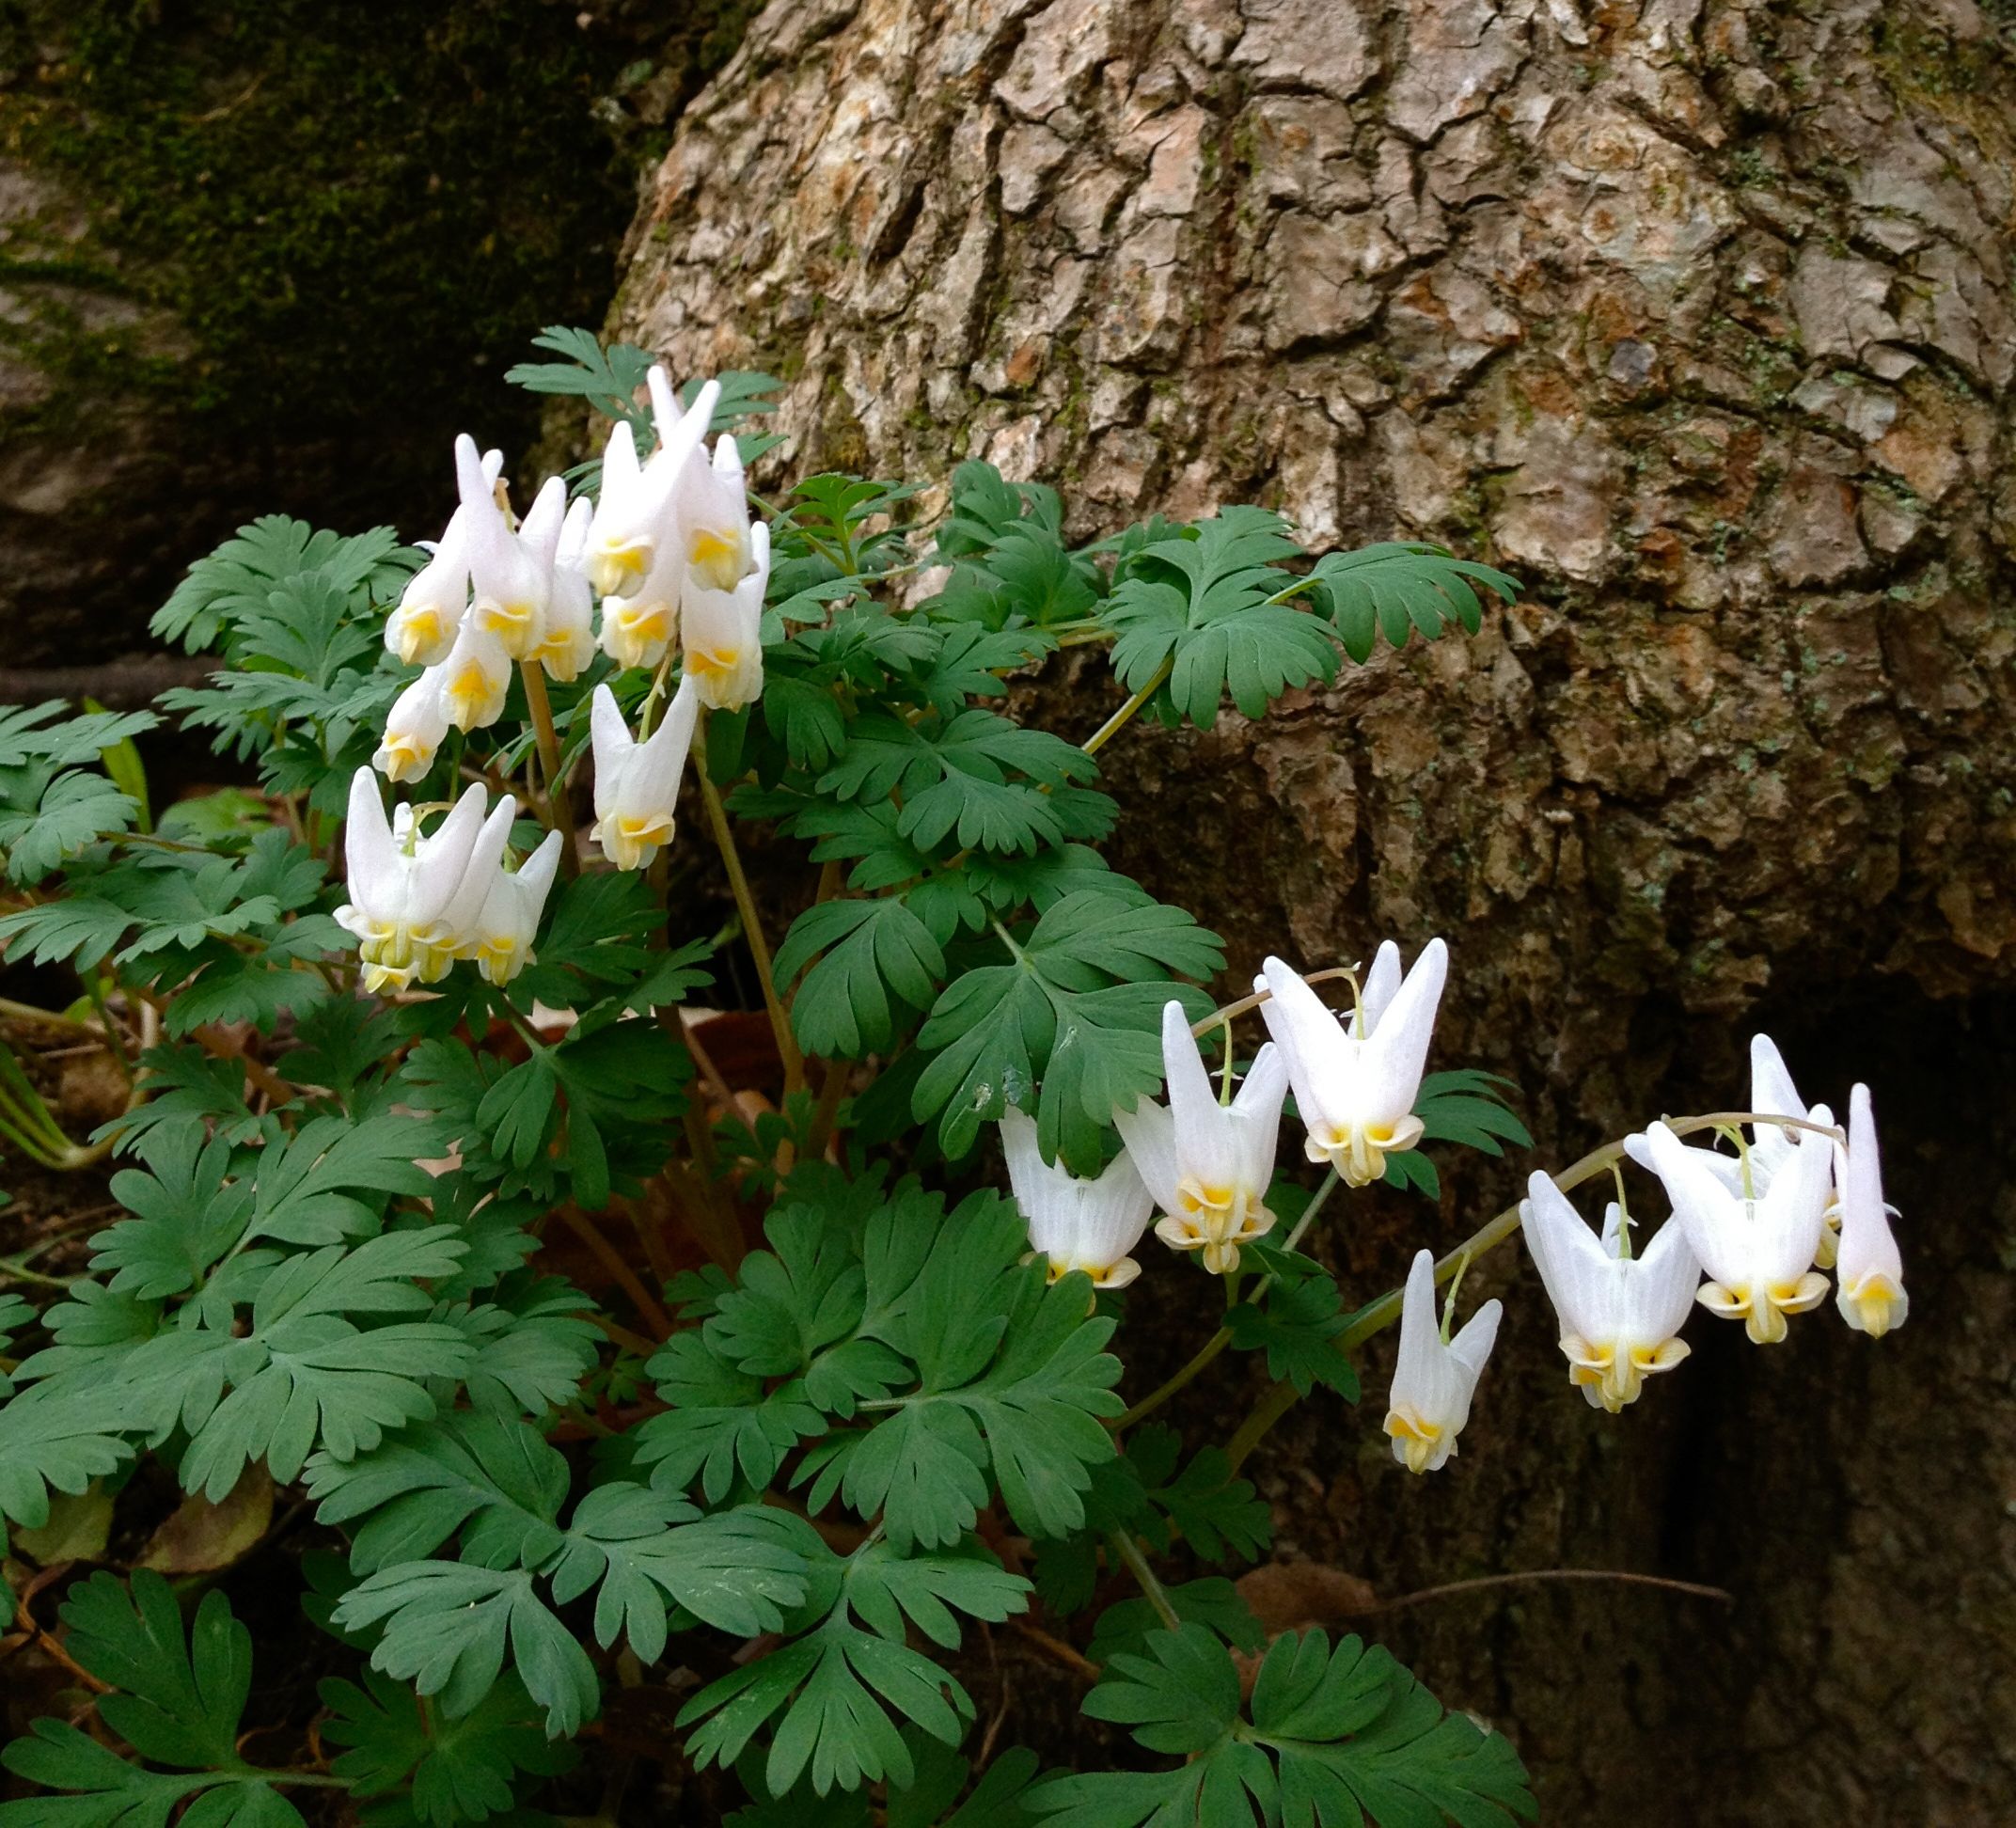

left=607, top=2, right=2016, bottom=1820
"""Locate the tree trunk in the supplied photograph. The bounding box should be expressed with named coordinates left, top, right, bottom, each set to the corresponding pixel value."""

left=608, top=2, right=2016, bottom=1820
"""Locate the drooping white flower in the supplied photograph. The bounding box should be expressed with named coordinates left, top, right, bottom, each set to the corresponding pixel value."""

left=1520, top=1173, right=1697, bottom=1411
left=1383, top=1249, right=1501, bottom=1474
left=1113, top=1001, right=1287, bottom=1275
left=461, top=830, right=564, bottom=988
left=584, top=374, right=720, bottom=601
left=681, top=519, right=769, bottom=712
left=1631, top=1112, right=1835, bottom=1345
left=384, top=445, right=500, bottom=668
left=589, top=673, right=701, bottom=871
left=1835, top=1083, right=1906, bottom=1337
left=1000, top=1108, right=1155, bottom=1289
left=527, top=495, right=598, bottom=684
left=457, top=437, right=549, bottom=661
left=1652, top=1034, right=1839, bottom=1268
left=436, top=620, right=514, bottom=733
left=385, top=532, right=467, bottom=669
left=373, top=670, right=449, bottom=785
left=675, top=418, right=755, bottom=593
left=1255, top=939, right=1448, bottom=1187
left=335, top=772, right=514, bottom=994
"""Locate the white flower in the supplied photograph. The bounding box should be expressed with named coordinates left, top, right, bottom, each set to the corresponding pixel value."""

left=1112, top=1001, right=1287, bottom=1275
left=373, top=670, right=449, bottom=785
left=384, top=445, right=500, bottom=668
left=462, top=830, right=564, bottom=988
left=1520, top=1172, right=1697, bottom=1411
left=436, top=620, right=514, bottom=733
left=335, top=771, right=514, bottom=993
left=1631, top=1112, right=1835, bottom=1345
left=527, top=495, right=598, bottom=684
left=1383, top=1249, right=1501, bottom=1474
left=1655, top=1034, right=1838, bottom=1267
left=681, top=519, right=769, bottom=711
left=584, top=373, right=720, bottom=600
left=457, top=437, right=549, bottom=661
left=589, top=673, right=701, bottom=871
left=675, top=421, right=755, bottom=592
left=1255, top=939, right=1448, bottom=1188
left=1835, top=1083, right=1906, bottom=1337
left=1000, top=1108, right=1155, bottom=1289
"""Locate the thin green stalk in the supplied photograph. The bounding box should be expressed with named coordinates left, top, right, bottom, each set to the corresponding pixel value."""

left=518, top=662, right=578, bottom=877
left=695, top=725, right=805, bottom=1095
left=82, top=977, right=134, bottom=1083
left=1107, top=1529, right=1181, bottom=1632
left=1114, top=1170, right=1342, bottom=1437
left=1080, top=655, right=1173, bottom=757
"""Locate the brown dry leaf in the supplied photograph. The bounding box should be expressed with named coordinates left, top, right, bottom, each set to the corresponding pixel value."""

left=1236, top=1560, right=1380, bottom=1635
left=14, top=1485, right=114, bottom=1566
left=138, top=1465, right=273, bottom=1574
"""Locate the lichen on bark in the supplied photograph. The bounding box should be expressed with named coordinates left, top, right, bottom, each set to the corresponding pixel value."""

left=606, top=0, right=2016, bottom=1816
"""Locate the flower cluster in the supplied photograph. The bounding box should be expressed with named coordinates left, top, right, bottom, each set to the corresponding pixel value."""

left=334, top=771, right=561, bottom=993
left=349, top=362, right=773, bottom=993
left=999, top=945, right=1908, bottom=1474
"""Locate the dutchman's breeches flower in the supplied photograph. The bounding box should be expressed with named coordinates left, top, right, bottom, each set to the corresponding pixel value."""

left=589, top=674, right=701, bottom=872
left=528, top=496, right=598, bottom=684
left=437, top=622, right=514, bottom=733
left=1520, top=1173, right=1698, bottom=1411
left=1000, top=1109, right=1155, bottom=1289
left=334, top=772, right=515, bottom=994
left=675, top=418, right=755, bottom=592
left=454, top=437, right=550, bottom=659
left=1656, top=1033, right=1841, bottom=1269
left=1835, top=1082, right=1907, bottom=1337
left=373, top=670, right=449, bottom=784
left=1256, top=938, right=1447, bottom=1188
left=1114, top=1000, right=1287, bottom=1276
left=462, top=830, right=564, bottom=987
left=1633, top=1112, right=1835, bottom=1345
left=681, top=520, right=770, bottom=712
left=584, top=376, right=721, bottom=599
left=1383, top=1249, right=1501, bottom=1473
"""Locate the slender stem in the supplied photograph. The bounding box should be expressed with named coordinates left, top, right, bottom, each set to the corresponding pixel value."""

left=807, top=1056, right=850, bottom=1160
left=1080, top=655, right=1173, bottom=758
left=1188, top=965, right=1360, bottom=1040
left=82, top=978, right=134, bottom=1082
left=1370, top=1568, right=1733, bottom=1615
left=518, top=663, right=577, bottom=876
left=1116, top=1169, right=1342, bottom=1437
left=558, top=1206, right=674, bottom=1341
left=0, top=999, right=91, bottom=1033
left=1222, top=1108, right=1848, bottom=1473
left=694, top=732, right=805, bottom=1095
left=1107, top=1529, right=1181, bottom=1632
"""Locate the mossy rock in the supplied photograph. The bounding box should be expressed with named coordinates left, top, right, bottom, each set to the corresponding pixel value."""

left=0, top=0, right=753, bottom=665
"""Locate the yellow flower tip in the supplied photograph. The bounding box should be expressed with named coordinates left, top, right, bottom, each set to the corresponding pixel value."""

left=688, top=527, right=745, bottom=591
left=472, top=597, right=538, bottom=654
left=589, top=540, right=652, bottom=596
left=1384, top=1407, right=1443, bottom=1474
left=1201, top=1240, right=1241, bottom=1276
left=376, top=738, right=432, bottom=783
left=392, top=607, right=447, bottom=664
left=1840, top=1274, right=1907, bottom=1338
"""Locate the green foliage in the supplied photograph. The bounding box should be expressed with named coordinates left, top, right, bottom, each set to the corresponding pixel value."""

left=1035, top=1624, right=1536, bottom=1826
left=0, top=1571, right=313, bottom=1826
left=0, top=328, right=1533, bottom=1825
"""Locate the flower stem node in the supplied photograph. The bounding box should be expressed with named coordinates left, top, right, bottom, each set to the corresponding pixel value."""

left=1256, top=939, right=1447, bottom=1190
left=1115, top=1001, right=1287, bottom=1277
left=1383, top=1248, right=1500, bottom=1474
